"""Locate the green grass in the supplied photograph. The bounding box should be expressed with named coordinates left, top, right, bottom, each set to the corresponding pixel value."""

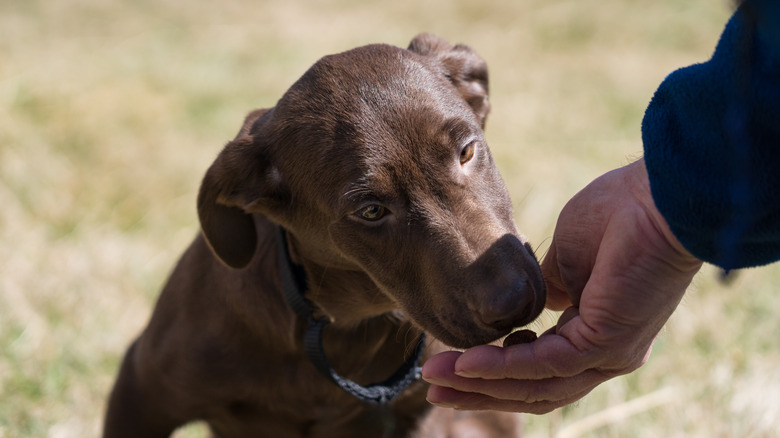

left=3, top=0, right=779, bottom=437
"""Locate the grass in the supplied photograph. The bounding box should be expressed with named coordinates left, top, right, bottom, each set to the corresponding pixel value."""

left=2, top=0, right=779, bottom=437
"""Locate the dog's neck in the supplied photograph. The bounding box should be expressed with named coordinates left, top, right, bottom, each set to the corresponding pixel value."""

left=276, top=226, right=425, bottom=400
left=284, top=231, right=399, bottom=327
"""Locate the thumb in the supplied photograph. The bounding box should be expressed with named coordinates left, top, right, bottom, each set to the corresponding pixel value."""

left=540, top=241, right=570, bottom=311
left=540, top=193, right=606, bottom=308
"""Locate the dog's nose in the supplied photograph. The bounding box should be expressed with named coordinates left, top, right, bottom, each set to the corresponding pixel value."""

left=476, top=277, right=538, bottom=329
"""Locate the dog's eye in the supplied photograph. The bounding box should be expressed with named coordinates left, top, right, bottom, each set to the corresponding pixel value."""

left=460, top=142, right=476, bottom=165
left=357, top=204, right=387, bottom=222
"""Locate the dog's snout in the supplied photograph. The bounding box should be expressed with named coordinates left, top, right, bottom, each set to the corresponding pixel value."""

left=476, top=276, right=538, bottom=329
left=455, top=234, right=547, bottom=345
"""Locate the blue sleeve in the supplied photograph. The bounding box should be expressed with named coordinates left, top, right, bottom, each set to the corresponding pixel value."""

left=641, top=0, right=780, bottom=270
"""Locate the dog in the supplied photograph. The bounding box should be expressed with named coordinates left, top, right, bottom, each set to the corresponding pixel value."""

left=103, top=33, right=545, bottom=438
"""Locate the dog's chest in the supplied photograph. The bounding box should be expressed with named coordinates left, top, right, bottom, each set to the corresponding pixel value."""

left=208, top=377, right=427, bottom=438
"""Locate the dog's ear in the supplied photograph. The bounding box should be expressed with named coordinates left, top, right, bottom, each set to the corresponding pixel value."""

left=408, top=33, right=490, bottom=127
left=197, top=109, right=289, bottom=269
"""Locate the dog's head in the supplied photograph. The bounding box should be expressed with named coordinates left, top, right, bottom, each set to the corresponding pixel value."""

left=197, top=34, right=545, bottom=348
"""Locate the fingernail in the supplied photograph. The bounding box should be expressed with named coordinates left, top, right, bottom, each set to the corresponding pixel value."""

left=454, top=370, right=476, bottom=378
left=427, top=398, right=456, bottom=409
left=423, top=377, right=451, bottom=388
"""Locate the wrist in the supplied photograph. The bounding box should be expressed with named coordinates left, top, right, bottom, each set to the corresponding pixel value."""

left=627, top=158, right=702, bottom=271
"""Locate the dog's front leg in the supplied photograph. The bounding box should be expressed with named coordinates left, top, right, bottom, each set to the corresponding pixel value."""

left=103, top=341, right=185, bottom=438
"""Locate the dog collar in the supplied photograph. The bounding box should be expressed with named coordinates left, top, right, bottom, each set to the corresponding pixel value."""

left=275, top=226, right=426, bottom=405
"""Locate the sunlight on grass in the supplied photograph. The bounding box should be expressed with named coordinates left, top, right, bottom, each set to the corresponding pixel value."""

left=3, top=0, right=779, bottom=437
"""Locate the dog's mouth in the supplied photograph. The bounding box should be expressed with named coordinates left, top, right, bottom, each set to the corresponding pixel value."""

left=433, top=287, right=545, bottom=349
left=411, top=250, right=546, bottom=350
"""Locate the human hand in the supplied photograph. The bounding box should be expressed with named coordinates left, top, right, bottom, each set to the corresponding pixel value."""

left=422, top=159, right=702, bottom=413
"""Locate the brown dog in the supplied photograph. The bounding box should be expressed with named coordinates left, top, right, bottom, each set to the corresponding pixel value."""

left=103, top=34, right=545, bottom=438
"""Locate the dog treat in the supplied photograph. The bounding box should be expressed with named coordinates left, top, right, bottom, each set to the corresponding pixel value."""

left=502, top=329, right=537, bottom=347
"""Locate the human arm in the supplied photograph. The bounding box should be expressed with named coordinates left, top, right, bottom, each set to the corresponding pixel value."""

left=643, top=0, right=780, bottom=270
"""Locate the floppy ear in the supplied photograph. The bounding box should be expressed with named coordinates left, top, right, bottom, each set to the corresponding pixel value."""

left=408, top=33, right=490, bottom=128
left=197, top=108, right=289, bottom=268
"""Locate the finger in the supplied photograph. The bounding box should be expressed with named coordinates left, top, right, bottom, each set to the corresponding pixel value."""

left=429, top=368, right=608, bottom=404
left=421, top=350, right=463, bottom=386
left=453, top=333, right=594, bottom=380
left=427, top=383, right=597, bottom=414
left=556, top=306, right=580, bottom=331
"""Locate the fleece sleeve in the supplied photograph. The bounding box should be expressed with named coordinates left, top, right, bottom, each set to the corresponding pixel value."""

left=641, top=0, right=780, bottom=270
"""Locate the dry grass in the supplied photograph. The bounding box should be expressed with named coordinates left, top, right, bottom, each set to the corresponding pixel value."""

left=2, top=0, right=778, bottom=437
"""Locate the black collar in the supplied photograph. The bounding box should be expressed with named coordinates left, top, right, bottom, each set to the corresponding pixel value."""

left=275, top=226, right=426, bottom=405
